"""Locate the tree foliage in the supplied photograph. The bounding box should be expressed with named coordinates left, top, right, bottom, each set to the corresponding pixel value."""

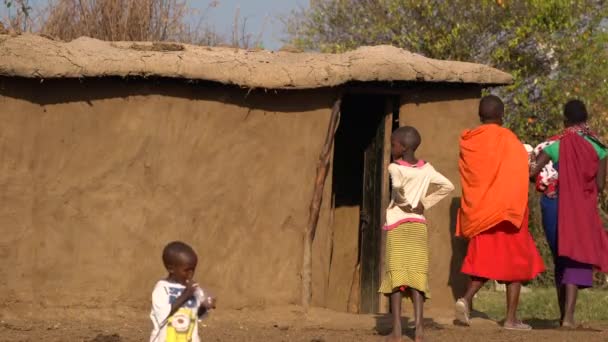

left=288, top=0, right=608, bottom=196
left=287, top=0, right=607, bottom=143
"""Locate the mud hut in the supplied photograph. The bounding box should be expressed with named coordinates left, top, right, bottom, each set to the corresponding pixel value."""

left=0, top=34, right=511, bottom=314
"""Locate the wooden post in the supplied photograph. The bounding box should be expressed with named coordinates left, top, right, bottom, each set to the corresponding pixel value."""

left=302, top=95, right=342, bottom=311
left=378, top=97, right=394, bottom=314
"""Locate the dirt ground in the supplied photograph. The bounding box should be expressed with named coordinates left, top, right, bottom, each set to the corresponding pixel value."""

left=1, top=304, right=607, bottom=342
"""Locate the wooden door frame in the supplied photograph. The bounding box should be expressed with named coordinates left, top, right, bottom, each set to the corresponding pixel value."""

left=357, top=94, right=399, bottom=314
left=378, top=96, right=399, bottom=314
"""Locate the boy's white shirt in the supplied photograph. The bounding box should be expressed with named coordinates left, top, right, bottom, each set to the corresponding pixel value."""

left=385, top=162, right=454, bottom=227
left=149, top=280, right=208, bottom=342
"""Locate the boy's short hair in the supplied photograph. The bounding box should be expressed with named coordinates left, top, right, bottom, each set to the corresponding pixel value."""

left=162, top=241, right=196, bottom=268
left=392, top=126, right=421, bottom=151
left=564, top=99, right=588, bottom=124
left=479, top=95, right=504, bottom=122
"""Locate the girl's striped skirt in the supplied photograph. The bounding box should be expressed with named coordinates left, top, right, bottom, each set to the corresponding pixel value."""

left=378, top=222, right=430, bottom=298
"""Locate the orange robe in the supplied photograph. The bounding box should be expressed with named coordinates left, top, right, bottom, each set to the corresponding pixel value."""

left=457, top=124, right=529, bottom=238
left=457, top=124, right=544, bottom=281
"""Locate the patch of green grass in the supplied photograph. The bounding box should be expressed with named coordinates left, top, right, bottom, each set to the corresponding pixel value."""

left=474, top=288, right=608, bottom=322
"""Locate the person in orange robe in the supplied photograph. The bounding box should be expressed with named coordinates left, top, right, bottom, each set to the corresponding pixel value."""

left=454, top=95, right=545, bottom=330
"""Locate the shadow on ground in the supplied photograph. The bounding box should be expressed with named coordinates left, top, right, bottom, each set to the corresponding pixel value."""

left=523, top=319, right=603, bottom=332
left=523, top=318, right=560, bottom=330
left=374, top=314, right=445, bottom=340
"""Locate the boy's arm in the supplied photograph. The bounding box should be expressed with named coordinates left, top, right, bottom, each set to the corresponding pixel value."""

left=530, top=151, right=551, bottom=179
left=166, top=281, right=198, bottom=319
left=421, top=168, right=455, bottom=210
left=152, top=281, right=199, bottom=327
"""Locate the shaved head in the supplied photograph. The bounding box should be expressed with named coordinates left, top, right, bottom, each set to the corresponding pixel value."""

left=392, top=126, right=421, bottom=151
left=564, top=99, right=588, bottom=125
left=162, top=241, right=197, bottom=269
left=479, top=95, right=504, bottom=124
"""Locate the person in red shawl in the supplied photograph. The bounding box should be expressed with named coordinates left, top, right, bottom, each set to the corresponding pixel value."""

left=531, top=100, right=608, bottom=328
left=455, top=95, right=545, bottom=330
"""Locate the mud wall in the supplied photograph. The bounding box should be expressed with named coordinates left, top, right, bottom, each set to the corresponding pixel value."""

left=0, top=77, right=336, bottom=309
left=325, top=205, right=360, bottom=312
left=399, top=85, right=481, bottom=308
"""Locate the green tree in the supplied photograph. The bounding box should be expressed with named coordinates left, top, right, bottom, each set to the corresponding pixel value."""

left=286, top=0, right=607, bottom=144
left=287, top=0, right=608, bottom=193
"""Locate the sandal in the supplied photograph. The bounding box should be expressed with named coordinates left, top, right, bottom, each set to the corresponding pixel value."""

left=503, top=321, right=532, bottom=331
left=455, top=298, right=470, bottom=326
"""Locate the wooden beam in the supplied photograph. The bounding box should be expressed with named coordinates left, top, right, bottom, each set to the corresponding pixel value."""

left=302, top=95, right=342, bottom=311
left=378, top=97, right=395, bottom=314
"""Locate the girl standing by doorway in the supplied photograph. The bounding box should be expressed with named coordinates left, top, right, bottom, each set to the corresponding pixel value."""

left=379, top=126, right=454, bottom=342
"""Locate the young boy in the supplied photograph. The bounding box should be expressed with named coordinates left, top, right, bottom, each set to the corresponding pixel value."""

left=150, top=241, right=216, bottom=342
left=379, top=126, right=454, bottom=342
left=456, top=95, right=544, bottom=330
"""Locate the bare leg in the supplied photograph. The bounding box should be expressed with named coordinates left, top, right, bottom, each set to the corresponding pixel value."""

left=411, top=288, right=424, bottom=342
left=387, top=291, right=403, bottom=341
left=562, top=284, right=578, bottom=327
left=463, top=276, right=487, bottom=310
left=455, top=276, right=487, bottom=325
left=557, top=284, right=565, bottom=325
left=504, top=282, right=521, bottom=325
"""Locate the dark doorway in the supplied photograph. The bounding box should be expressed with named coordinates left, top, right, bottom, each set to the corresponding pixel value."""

left=332, top=94, right=395, bottom=313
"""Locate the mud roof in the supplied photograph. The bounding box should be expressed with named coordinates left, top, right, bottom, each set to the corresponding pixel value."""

left=0, top=34, right=512, bottom=89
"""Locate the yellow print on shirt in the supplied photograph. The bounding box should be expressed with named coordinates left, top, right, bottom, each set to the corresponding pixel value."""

left=165, top=307, right=196, bottom=342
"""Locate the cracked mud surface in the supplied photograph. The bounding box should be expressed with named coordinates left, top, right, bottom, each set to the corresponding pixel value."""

left=0, top=34, right=512, bottom=88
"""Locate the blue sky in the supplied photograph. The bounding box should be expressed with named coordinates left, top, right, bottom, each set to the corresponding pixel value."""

left=1, top=0, right=307, bottom=50
left=197, top=0, right=307, bottom=50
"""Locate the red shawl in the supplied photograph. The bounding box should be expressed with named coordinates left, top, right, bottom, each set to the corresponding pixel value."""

left=558, top=130, right=608, bottom=272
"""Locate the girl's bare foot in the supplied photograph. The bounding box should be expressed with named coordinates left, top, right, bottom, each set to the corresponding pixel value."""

left=561, top=320, right=576, bottom=329
left=415, top=326, right=424, bottom=342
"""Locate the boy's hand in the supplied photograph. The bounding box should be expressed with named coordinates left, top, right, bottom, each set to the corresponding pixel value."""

left=183, top=280, right=198, bottom=298
left=206, top=297, right=217, bottom=309
left=168, top=280, right=199, bottom=320
left=197, top=297, right=217, bottom=318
